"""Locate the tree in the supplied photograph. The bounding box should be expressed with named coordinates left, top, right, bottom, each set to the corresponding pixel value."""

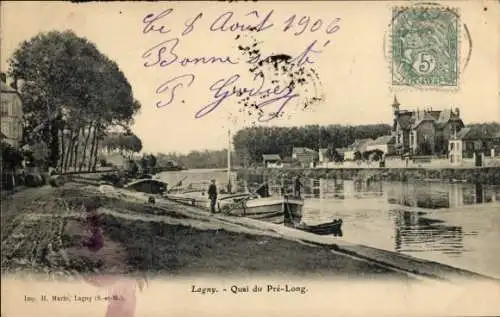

left=101, top=132, right=142, bottom=159
left=0, top=141, right=24, bottom=171
left=0, top=141, right=24, bottom=190
left=7, top=30, right=141, bottom=172
left=121, top=134, right=143, bottom=154
left=232, top=124, right=392, bottom=165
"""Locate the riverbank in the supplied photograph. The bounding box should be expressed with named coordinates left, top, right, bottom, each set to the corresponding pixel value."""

left=1, top=184, right=411, bottom=280
left=236, top=166, right=500, bottom=185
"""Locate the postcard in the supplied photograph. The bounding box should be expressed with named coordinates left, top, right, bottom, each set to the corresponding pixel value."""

left=1, top=1, right=500, bottom=316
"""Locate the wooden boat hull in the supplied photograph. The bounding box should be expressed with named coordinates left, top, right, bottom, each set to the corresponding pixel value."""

left=165, top=192, right=303, bottom=224
left=222, top=196, right=304, bottom=224
left=291, top=220, right=343, bottom=236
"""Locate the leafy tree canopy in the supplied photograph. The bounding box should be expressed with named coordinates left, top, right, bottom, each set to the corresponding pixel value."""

left=7, top=30, right=141, bottom=169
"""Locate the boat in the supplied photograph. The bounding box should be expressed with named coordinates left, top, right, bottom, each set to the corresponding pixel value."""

left=291, top=219, right=343, bottom=237
left=165, top=190, right=303, bottom=224
left=124, top=178, right=168, bottom=195
left=164, top=129, right=304, bottom=224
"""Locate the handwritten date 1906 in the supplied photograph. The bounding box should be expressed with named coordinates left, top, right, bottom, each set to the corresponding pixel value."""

left=283, top=15, right=341, bottom=36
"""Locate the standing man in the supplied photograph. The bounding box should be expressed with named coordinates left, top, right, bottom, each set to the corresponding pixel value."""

left=208, top=179, right=218, bottom=214
left=294, top=176, right=303, bottom=198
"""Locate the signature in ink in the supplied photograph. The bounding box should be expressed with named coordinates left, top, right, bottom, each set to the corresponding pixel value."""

left=195, top=74, right=299, bottom=122
left=155, top=74, right=195, bottom=108
left=143, top=38, right=239, bottom=68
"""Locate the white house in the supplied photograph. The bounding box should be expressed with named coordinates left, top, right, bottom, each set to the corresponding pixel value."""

left=343, top=139, right=371, bottom=161
left=262, top=154, right=282, bottom=168
left=365, top=135, right=396, bottom=156
left=292, top=147, right=318, bottom=167
left=318, top=148, right=330, bottom=163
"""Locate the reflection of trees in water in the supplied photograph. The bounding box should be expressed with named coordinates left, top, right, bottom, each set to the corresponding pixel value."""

left=318, top=179, right=385, bottom=200
left=393, top=210, right=465, bottom=255
left=333, top=182, right=345, bottom=199
left=386, top=182, right=499, bottom=209
left=348, top=179, right=384, bottom=199
left=255, top=176, right=498, bottom=205
left=387, top=182, right=417, bottom=207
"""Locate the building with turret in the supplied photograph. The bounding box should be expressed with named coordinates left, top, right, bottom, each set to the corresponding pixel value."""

left=391, top=96, right=464, bottom=155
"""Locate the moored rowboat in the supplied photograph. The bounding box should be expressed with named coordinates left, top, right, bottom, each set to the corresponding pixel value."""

left=291, top=219, right=343, bottom=236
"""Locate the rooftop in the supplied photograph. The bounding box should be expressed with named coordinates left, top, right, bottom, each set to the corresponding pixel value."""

left=292, top=147, right=318, bottom=155
left=369, top=135, right=395, bottom=145
left=454, top=127, right=498, bottom=140
left=394, top=106, right=463, bottom=130
left=1, top=81, right=17, bottom=93
left=262, top=154, right=281, bottom=161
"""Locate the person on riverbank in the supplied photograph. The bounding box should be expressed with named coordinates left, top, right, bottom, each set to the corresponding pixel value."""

left=294, top=176, right=303, bottom=198
left=208, top=179, right=218, bottom=214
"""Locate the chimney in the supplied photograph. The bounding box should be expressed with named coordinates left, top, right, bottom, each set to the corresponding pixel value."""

left=455, top=107, right=460, bottom=117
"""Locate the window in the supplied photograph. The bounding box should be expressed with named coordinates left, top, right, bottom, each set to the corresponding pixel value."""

left=1, top=100, right=9, bottom=116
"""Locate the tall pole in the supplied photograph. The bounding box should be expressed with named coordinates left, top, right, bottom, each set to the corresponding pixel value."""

left=227, top=129, right=231, bottom=193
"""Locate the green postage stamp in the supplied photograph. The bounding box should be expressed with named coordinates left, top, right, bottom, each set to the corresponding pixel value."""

left=391, top=6, right=459, bottom=87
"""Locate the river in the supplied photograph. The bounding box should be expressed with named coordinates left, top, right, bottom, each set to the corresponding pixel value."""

left=158, top=169, right=500, bottom=279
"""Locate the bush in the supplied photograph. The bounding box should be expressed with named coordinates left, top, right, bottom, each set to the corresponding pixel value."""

left=99, top=158, right=108, bottom=167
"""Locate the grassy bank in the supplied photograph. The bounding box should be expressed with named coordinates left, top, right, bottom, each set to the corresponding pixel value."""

left=1, top=184, right=411, bottom=279
left=99, top=214, right=408, bottom=278
left=237, top=167, right=500, bottom=185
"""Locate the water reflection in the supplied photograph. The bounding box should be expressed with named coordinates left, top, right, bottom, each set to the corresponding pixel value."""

left=292, top=178, right=500, bottom=278
left=384, top=182, right=498, bottom=209
left=302, top=178, right=499, bottom=208
left=392, top=210, right=466, bottom=255
left=160, top=170, right=500, bottom=277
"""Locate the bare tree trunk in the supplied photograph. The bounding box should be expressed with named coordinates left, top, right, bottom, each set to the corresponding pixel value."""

left=67, top=135, right=76, bottom=172
left=92, top=137, right=100, bottom=172
left=88, top=125, right=97, bottom=172
left=63, top=131, right=74, bottom=173
left=72, top=128, right=81, bottom=170
left=59, top=128, right=65, bottom=170
left=79, top=124, right=92, bottom=172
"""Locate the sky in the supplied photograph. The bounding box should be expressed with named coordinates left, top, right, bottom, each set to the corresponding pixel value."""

left=1, top=1, right=499, bottom=154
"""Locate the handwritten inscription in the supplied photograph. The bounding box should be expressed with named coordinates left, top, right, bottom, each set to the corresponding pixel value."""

left=195, top=74, right=299, bottom=121
left=143, top=9, right=173, bottom=34
left=140, top=7, right=341, bottom=121
left=283, top=15, right=341, bottom=35
left=142, top=38, right=238, bottom=67
left=156, top=74, right=195, bottom=108
left=209, top=10, right=275, bottom=32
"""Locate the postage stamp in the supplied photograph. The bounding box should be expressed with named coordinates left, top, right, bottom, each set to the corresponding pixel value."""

left=391, top=6, right=459, bottom=87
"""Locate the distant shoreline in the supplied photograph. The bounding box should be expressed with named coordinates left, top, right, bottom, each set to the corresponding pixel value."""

left=235, top=167, right=500, bottom=185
